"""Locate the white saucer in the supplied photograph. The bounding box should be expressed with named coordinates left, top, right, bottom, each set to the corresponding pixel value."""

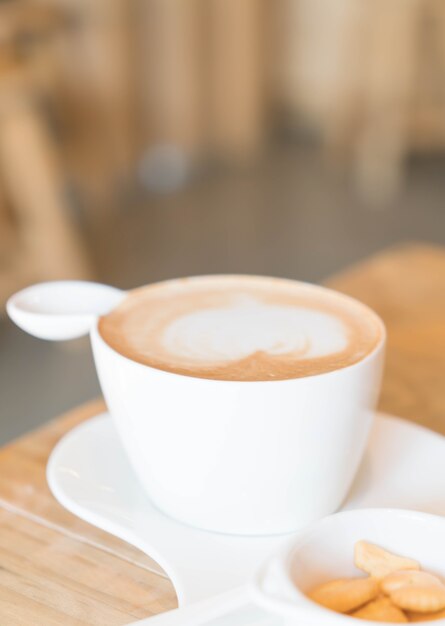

left=47, top=412, right=445, bottom=609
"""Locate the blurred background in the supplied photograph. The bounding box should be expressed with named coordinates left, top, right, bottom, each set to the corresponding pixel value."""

left=2, top=0, right=445, bottom=442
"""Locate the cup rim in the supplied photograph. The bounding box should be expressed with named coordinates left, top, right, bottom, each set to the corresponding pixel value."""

left=92, top=274, right=386, bottom=385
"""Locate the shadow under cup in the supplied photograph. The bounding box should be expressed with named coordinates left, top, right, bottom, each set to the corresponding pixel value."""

left=90, top=281, right=386, bottom=536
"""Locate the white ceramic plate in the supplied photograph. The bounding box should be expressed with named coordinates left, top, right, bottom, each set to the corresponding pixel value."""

left=47, top=412, right=445, bottom=616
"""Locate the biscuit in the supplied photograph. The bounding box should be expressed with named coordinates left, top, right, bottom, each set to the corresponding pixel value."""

left=406, top=609, right=445, bottom=622
left=391, top=586, right=445, bottom=614
left=381, top=571, right=444, bottom=595
left=352, top=597, right=408, bottom=622
left=355, top=542, right=420, bottom=579
left=309, top=577, right=379, bottom=613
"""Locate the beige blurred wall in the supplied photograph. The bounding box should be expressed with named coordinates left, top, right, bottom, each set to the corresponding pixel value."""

left=2, top=0, right=445, bottom=304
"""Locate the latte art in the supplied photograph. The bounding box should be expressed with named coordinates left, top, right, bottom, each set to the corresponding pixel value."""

left=98, top=276, right=383, bottom=381
left=163, top=297, right=348, bottom=365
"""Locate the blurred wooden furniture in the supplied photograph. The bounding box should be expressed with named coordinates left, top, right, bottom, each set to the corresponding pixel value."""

left=206, top=0, right=264, bottom=161
left=328, top=243, right=445, bottom=434
left=275, top=0, right=445, bottom=202
left=136, top=0, right=203, bottom=160
left=0, top=2, right=91, bottom=306
left=0, top=243, right=444, bottom=623
left=45, top=0, right=134, bottom=211
left=6, top=0, right=445, bottom=208
left=135, top=0, right=264, bottom=175
left=41, top=0, right=265, bottom=179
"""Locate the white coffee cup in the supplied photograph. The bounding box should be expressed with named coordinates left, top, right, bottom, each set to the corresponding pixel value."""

left=8, top=278, right=385, bottom=536
left=91, top=283, right=385, bottom=535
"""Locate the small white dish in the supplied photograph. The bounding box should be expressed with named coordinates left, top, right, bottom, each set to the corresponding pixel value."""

left=47, top=411, right=445, bottom=609
left=253, top=508, right=445, bottom=625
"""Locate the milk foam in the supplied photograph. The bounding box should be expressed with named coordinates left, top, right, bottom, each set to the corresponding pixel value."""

left=98, top=276, right=382, bottom=381
left=163, top=295, right=348, bottom=365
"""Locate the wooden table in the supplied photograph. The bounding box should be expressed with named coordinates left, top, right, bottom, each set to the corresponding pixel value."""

left=1, top=243, right=445, bottom=624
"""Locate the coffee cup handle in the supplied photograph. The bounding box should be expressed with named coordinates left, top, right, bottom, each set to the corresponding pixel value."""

left=6, top=281, right=125, bottom=341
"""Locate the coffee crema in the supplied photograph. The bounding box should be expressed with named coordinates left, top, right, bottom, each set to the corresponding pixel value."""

left=98, top=276, right=383, bottom=381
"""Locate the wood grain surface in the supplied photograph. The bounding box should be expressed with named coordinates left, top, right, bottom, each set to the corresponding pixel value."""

left=0, top=509, right=174, bottom=626
left=328, top=243, right=445, bottom=435
left=0, top=243, right=444, bottom=623
left=0, top=400, right=176, bottom=625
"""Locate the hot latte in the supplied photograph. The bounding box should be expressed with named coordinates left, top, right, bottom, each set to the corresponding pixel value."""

left=98, top=276, right=383, bottom=381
